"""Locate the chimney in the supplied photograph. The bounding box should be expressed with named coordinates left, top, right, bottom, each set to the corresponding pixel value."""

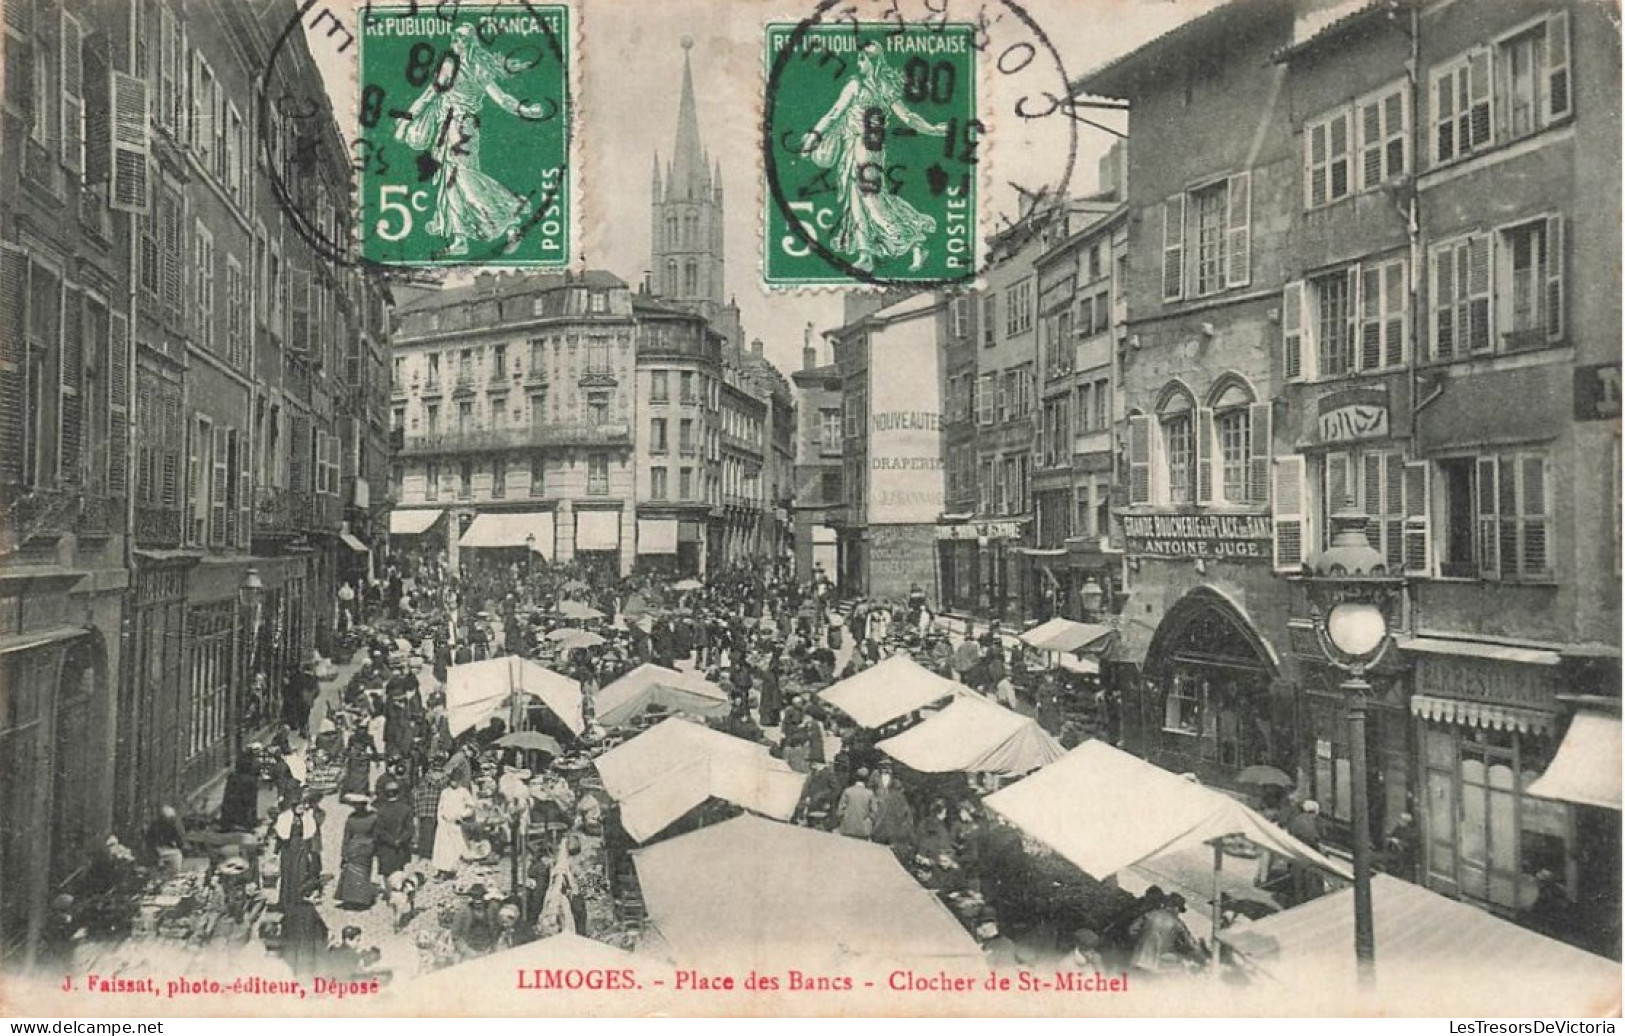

left=751, top=337, right=764, bottom=357
left=802, top=323, right=817, bottom=370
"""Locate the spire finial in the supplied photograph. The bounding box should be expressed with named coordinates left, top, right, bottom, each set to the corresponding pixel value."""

left=680, top=35, right=694, bottom=50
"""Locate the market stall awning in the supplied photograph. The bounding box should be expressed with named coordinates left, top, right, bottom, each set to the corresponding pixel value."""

left=618, top=755, right=807, bottom=843
left=593, top=716, right=787, bottom=803
left=444, top=655, right=583, bottom=736
left=594, top=663, right=731, bottom=727
left=338, top=531, right=369, bottom=552
left=878, top=693, right=1064, bottom=776
left=1528, top=709, right=1622, bottom=810
left=1018, top=617, right=1114, bottom=654
left=388, top=509, right=443, bottom=536
left=817, top=655, right=969, bottom=729
left=984, top=740, right=1351, bottom=881
left=458, top=512, right=554, bottom=557
left=632, top=815, right=982, bottom=971
left=398, top=932, right=649, bottom=1010
left=1220, top=873, right=1620, bottom=1014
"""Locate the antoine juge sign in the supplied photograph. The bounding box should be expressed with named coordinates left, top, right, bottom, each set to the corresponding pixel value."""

left=1122, top=513, right=1273, bottom=561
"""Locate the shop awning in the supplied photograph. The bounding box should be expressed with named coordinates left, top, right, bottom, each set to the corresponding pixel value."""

left=594, top=663, right=731, bottom=727
left=0, top=625, right=91, bottom=658
left=388, top=509, right=443, bottom=536
left=1409, top=693, right=1554, bottom=735
left=631, top=815, right=982, bottom=972
left=444, top=655, right=582, bottom=736
left=817, top=655, right=970, bottom=729
left=1018, top=617, right=1114, bottom=654
left=878, top=693, right=1064, bottom=776
left=1219, top=873, right=1621, bottom=1015
left=458, top=512, right=554, bottom=557
left=636, top=518, right=679, bottom=555
left=618, top=755, right=807, bottom=843
left=984, top=740, right=1352, bottom=882
left=1056, top=654, right=1100, bottom=675
left=1528, top=710, right=1622, bottom=810
left=575, top=509, right=621, bottom=552
left=594, top=715, right=787, bottom=802
left=338, top=531, right=369, bottom=553
left=1396, top=636, right=1562, bottom=666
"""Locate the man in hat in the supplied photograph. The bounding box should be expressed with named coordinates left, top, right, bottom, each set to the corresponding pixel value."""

left=1287, top=800, right=1325, bottom=905
left=413, top=766, right=447, bottom=861
left=373, top=777, right=415, bottom=879
left=975, top=907, right=1019, bottom=970
left=797, top=759, right=844, bottom=831
left=870, top=762, right=915, bottom=858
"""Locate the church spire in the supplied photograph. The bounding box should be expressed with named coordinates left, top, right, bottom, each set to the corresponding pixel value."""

left=670, top=36, right=709, bottom=200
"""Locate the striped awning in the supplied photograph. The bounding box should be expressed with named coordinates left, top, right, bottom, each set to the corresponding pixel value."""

left=1409, top=693, right=1554, bottom=734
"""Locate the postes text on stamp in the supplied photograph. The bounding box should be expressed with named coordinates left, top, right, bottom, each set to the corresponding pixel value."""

left=764, top=19, right=978, bottom=288
left=358, top=4, right=571, bottom=266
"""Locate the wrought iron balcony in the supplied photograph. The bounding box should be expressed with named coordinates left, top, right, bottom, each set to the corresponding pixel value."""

left=399, top=422, right=631, bottom=455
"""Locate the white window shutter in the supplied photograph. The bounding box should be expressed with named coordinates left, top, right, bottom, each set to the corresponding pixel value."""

left=1475, top=455, right=1500, bottom=578
left=1195, top=406, right=1214, bottom=505
left=1283, top=281, right=1305, bottom=381
left=1545, top=214, right=1564, bottom=343
left=1225, top=172, right=1251, bottom=288
left=109, top=71, right=151, bottom=215
left=1127, top=413, right=1152, bottom=505
left=1273, top=455, right=1307, bottom=572
left=1326, top=451, right=1352, bottom=518
left=61, top=11, right=84, bottom=178
left=1546, top=11, right=1570, bottom=121
left=1248, top=401, right=1272, bottom=505
left=1161, top=195, right=1185, bottom=301
left=211, top=424, right=228, bottom=545
left=1403, top=460, right=1431, bottom=576
left=1467, top=48, right=1493, bottom=149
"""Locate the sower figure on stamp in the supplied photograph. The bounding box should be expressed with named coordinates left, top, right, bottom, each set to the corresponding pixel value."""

left=394, top=23, right=549, bottom=257
left=799, top=43, right=948, bottom=272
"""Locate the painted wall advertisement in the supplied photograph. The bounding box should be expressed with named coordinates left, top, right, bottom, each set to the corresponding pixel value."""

left=867, top=308, right=945, bottom=524
left=1123, top=513, right=1273, bottom=560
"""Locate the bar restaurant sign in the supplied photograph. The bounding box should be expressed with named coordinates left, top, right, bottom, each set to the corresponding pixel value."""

left=1122, top=513, right=1272, bottom=561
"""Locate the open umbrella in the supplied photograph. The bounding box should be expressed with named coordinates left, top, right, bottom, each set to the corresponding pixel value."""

left=495, top=730, right=563, bottom=755
left=672, top=578, right=703, bottom=592
left=547, top=627, right=606, bottom=649
left=1236, top=765, right=1295, bottom=788
left=556, top=600, right=604, bottom=622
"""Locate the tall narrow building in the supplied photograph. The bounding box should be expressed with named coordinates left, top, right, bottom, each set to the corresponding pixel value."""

left=650, top=36, right=742, bottom=351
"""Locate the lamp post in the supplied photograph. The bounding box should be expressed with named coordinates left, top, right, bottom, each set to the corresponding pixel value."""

left=1302, top=510, right=1405, bottom=989
left=1078, top=576, right=1104, bottom=621
left=525, top=531, right=536, bottom=582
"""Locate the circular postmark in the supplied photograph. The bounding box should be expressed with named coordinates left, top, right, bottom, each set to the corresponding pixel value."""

left=258, top=0, right=574, bottom=271
left=763, top=0, right=1077, bottom=289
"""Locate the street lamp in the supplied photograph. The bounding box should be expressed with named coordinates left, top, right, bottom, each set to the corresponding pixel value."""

left=1078, top=577, right=1104, bottom=620
left=1302, top=510, right=1405, bottom=989
left=239, top=568, right=266, bottom=742
left=525, top=532, right=537, bottom=581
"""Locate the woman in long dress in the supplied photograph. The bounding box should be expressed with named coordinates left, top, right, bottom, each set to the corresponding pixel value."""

left=432, top=776, right=476, bottom=877
left=394, top=23, right=550, bottom=256
left=336, top=799, right=378, bottom=909
left=799, top=43, right=949, bottom=272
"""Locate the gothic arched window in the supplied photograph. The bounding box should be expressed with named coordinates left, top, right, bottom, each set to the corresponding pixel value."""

left=683, top=260, right=698, bottom=297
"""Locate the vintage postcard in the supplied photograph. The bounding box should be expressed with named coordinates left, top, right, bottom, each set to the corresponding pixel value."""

left=0, top=0, right=1619, bottom=1021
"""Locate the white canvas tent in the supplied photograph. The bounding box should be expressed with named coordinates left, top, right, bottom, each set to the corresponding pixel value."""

left=877, top=693, right=1064, bottom=776
left=985, top=740, right=1350, bottom=882
left=1219, top=873, right=1621, bottom=1014
left=594, top=663, right=731, bottom=727
left=1018, top=617, right=1114, bottom=654
left=817, top=655, right=968, bottom=729
left=592, top=716, right=788, bottom=802
left=444, top=656, right=583, bottom=736
left=617, top=755, right=807, bottom=843
left=632, top=815, right=982, bottom=972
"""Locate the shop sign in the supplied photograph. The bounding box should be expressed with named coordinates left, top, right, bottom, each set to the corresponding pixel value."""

left=936, top=520, right=1024, bottom=542
left=1317, top=387, right=1390, bottom=445
left=1415, top=655, right=1559, bottom=711
left=1573, top=363, right=1622, bottom=422
left=1122, top=513, right=1272, bottom=560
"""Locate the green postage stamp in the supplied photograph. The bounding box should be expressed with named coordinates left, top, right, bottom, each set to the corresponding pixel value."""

left=358, top=4, right=571, bottom=266
left=763, top=21, right=979, bottom=287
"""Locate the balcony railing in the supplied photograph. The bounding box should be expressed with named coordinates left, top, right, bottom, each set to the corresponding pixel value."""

left=399, top=422, right=632, bottom=455
left=255, top=487, right=297, bottom=535
left=452, top=373, right=476, bottom=396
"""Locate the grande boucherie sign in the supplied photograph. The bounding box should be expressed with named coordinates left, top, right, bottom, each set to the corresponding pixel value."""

left=1122, top=513, right=1273, bottom=561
